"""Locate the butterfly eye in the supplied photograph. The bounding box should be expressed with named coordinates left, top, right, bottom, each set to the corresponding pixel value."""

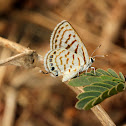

left=91, top=58, right=94, bottom=63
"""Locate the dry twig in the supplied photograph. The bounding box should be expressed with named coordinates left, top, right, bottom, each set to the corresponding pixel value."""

left=0, top=37, right=43, bottom=69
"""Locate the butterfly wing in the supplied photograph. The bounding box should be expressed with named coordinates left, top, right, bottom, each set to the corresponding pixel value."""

left=44, top=48, right=84, bottom=81
left=50, top=20, right=90, bottom=64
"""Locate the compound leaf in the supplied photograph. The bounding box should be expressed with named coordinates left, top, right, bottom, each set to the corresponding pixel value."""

left=71, top=68, right=125, bottom=110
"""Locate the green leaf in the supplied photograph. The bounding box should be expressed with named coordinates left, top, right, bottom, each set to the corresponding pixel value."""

left=92, top=82, right=113, bottom=89
left=112, top=78, right=124, bottom=82
left=107, top=68, right=119, bottom=78
left=101, top=75, right=122, bottom=82
left=83, top=85, right=108, bottom=92
left=116, top=83, right=124, bottom=92
left=119, top=72, right=125, bottom=82
left=84, top=72, right=95, bottom=76
left=96, top=69, right=111, bottom=76
left=90, top=70, right=95, bottom=74
left=103, top=81, right=118, bottom=86
left=95, top=71, right=103, bottom=76
left=75, top=96, right=95, bottom=109
left=88, top=76, right=102, bottom=83
left=92, top=97, right=103, bottom=106
left=83, top=99, right=94, bottom=110
left=77, top=91, right=101, bottom=100
left=100, top=90, right=110, bottom=99
left=108, top=87, right=117, bottom=96
left=69, top=76, right=90, bottom=87
left=101, top=75, right=114, bottom=81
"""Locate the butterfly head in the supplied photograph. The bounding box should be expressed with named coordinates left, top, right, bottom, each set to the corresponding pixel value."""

left=88, top=57, right=95, bottom=68
left=90, top=57, right=95, bottom=64
left=88, top=55, right=105, bottom=67
left=89, top=45, right=105, bottom=66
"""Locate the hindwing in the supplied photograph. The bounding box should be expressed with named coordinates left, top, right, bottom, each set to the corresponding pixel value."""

left=44, top=48, right=84, bottom=78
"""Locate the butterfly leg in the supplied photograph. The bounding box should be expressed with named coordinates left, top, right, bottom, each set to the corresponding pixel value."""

left=83, top=69, right=88, bottom=75
left=91, top=67, right=96, bottom=74
left=39, top=70, right=49, bottom=74
left=77, top=72, right=79, bottom=77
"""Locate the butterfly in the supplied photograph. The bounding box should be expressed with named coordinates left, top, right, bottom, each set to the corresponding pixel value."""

left=44, top=20, right=96, bottom=82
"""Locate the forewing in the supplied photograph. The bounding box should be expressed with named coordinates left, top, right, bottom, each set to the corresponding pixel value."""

left=50, top=20, right=89, bottom=64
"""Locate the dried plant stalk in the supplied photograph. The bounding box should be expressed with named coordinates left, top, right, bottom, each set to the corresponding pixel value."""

left=0, top=37, right=28, bottom=53
left=2, top=87, right=17, bottom=126
left=0, top=37, right=43, bottom=68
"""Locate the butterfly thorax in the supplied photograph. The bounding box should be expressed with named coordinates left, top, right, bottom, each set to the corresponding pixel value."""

left=82, top=57, right=95, bottom=72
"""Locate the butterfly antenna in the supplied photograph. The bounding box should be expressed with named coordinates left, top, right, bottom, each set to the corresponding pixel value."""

left=91, top=45, right=101, bottom=57
left=93, top=55, right=108, bottom=58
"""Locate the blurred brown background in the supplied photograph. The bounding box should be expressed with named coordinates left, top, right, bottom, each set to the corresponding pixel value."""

left=0, top=0, right=126, bottom=126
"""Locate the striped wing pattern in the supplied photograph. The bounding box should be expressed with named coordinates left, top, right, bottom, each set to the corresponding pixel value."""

left=44, top=20, right=90, bottom=82
left=50, top=20, right=89, bottom=64
left=44, top=48, right=84, bottom=82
